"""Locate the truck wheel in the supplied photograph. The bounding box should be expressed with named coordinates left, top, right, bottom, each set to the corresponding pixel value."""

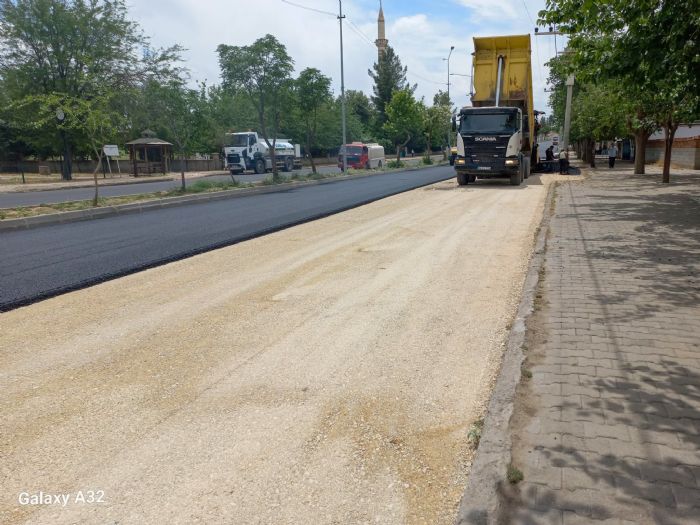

left=254, top=159, right=265, bottom=174
left=365, top=161, right=371, bottom=170
left=284, top=156, right=294, bottom=172
left=378, top=161, right=383, bottom=169
left=468, top=175, right=477, bottom=183
left=457, top=172, right=468, bottom=186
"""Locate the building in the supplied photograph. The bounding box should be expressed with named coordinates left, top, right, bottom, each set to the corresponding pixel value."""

left=646, top=124, right=700, bottom=169
left=375, top=1, right=388, bottom=60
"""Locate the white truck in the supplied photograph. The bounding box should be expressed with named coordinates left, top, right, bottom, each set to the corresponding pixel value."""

left=223, top=132, right=302, bottom=175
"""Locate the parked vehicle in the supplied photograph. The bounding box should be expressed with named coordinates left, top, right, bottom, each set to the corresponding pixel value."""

left=223, top=132, right=302, bottom=175
left=452, top=34, right=540, bottom=186
left=338, top=142, right=385, bottom=170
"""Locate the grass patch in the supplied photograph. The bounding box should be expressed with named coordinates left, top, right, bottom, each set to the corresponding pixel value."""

left=521, top=367, right=533, bottom=379
left=507, top=464, right=524, bottom=484
left=422, top=155, right=434, bottom=165
left=467, top=419, right=484, bottom=448
left=386, top=160, right=405, bottom=168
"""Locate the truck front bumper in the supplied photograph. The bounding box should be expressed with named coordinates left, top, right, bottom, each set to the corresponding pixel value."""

left=454, top=157, right=518, bottom=177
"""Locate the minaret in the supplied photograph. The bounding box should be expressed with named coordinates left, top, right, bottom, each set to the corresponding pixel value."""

left=375, top=1, right=388, bottom=60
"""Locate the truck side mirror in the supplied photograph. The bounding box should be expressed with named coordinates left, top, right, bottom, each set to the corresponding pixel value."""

left=451, top=116, right=457, bottom=132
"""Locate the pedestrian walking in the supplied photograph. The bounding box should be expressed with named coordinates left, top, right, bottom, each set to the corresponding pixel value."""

left=608, top=142, right=618, bottom=168
left=559, top=148, right=568, bottom=174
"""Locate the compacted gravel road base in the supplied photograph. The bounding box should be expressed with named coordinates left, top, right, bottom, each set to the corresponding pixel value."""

left=0, top=175, right=549, bottom=525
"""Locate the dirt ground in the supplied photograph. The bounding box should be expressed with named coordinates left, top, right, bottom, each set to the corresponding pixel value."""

left=0, top=174, right=552, bottom=524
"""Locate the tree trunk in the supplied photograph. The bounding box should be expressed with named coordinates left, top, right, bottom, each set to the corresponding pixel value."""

left=181, top=150, right=186, bottom=190
left=92, top=151, right=102, bottom=207
left=307, top=134, right=316, bottom=174
left=662, top=123, right=678, bottom=184
left=60, top=130, right=73, bottom=181
left=589, top=139, right=596, bottom=168
left=633, top=130, right=650, bottom=175
left=396, top=144, right=401, bottom=164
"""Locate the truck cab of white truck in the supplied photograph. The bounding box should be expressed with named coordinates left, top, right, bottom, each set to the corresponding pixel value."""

left=223, top=132, right=301, bottom=175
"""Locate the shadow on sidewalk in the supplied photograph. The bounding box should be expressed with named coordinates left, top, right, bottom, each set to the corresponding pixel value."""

left=504, top=172, right=700, bottom=524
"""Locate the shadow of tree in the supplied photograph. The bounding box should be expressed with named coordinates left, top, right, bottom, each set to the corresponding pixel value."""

left=502, top=170, right=700, bottom=524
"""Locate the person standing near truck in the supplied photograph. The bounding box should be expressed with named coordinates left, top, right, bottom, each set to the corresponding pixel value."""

left=559, top=148, right=568, bottom=174
left=608, top=142, right=618, bottom=168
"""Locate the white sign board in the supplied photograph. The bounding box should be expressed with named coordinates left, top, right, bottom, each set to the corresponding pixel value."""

left=103, top=145, right=119, bottom=157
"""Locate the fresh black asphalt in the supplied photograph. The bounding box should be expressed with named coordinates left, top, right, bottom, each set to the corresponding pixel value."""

left=0, top=166, right=341, bottom=208
left=0, top=165, right=454, bottom=311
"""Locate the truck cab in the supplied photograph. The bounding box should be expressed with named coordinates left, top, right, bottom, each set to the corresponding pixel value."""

left=454, top=106, right=523, bottom=178
left=223, top=132, right=300, bottom=175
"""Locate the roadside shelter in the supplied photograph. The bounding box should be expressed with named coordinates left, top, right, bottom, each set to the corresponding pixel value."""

left=125, top=131, right=172, bottom=176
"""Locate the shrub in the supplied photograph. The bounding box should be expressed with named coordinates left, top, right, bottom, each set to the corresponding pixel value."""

left=422, top=155, right=434, bottom=165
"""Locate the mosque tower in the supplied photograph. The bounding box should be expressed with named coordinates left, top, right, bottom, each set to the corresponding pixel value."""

left=375, top=1, right=388, bottom=60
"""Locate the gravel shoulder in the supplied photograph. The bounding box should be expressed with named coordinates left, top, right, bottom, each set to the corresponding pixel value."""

left=1, top=174, right=549, bottom=524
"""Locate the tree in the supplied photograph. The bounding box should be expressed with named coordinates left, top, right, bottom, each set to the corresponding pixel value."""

left=0, top=0, right=152, bottom=179
left=295, top=68, right=332, bottom=174
left=11, top=92, right=124, bottom=203
left=540, top=0, right=700, bottom=181
left=423, top=103, right=451, bottom=155
left=383, top=90, right=423, bottom=164
left=368, top=46, right=415, bottom=131
left=146, top=80, right=205, bottom=190
left=218, top=34, right=294, bottom=181
left=345, top=90, right=374, bottom=131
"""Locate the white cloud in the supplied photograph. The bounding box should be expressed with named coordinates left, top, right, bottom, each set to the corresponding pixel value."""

left=126, top=0, right=560, bottom=117
left=453, top=0, right=519, bottom=20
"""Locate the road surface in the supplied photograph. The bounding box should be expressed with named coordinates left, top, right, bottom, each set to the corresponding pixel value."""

left=0, top=173, right=550, bottom=524
left=0, top=165, right=341, bottom=208
left=0, top=158, right=442, bottom=208
left=0, top=165, right=453, bottom=310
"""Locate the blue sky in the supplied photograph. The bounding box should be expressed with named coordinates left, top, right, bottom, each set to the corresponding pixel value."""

left=128, top=0, right=564, bottom=113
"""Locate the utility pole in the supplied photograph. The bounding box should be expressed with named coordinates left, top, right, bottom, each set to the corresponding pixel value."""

left=338, top=1, right=347, bottom=174
left=562, top=74, right=575, bottom=154
left=443, top=46, right=454, bottom=149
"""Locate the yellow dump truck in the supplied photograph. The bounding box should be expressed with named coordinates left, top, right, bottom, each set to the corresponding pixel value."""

left=452, top=34, right=539, bottom=185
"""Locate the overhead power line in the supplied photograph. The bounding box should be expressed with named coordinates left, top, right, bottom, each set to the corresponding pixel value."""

left=280, top=0, right=335, bottom=17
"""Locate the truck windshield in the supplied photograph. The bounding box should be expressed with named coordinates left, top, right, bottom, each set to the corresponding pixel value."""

left=227, top=134, right=251, bottom=147
left=460, top=112, right=518, bottom=134
left=340, top=146, right=363, bottom=156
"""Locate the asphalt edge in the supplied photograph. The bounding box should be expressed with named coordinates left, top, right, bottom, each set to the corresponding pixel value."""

left=454, top=180, right=557, bottom=525
left=0, top=167, right=454, bottom=312
left=0, top=164, right=446, bottom=232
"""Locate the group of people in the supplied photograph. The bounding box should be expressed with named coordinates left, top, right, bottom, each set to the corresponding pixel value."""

left=544, top=145, right=570, bottom=174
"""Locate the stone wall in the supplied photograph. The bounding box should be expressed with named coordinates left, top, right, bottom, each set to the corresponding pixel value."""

left=646, top=136, right=700, bottom=169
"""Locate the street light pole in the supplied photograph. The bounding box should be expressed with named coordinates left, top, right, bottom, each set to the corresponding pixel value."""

left=338, top=0, right=347, bottom=174
left=443, top=46, right=454, bottom=150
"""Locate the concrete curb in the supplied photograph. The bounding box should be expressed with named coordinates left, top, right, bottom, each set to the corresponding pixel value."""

left=0, top=164, right=447, bottom=232
left=454, top=181, right=557, bottom=525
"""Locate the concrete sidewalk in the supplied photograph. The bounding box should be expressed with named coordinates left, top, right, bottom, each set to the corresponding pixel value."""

left=499, top=165, right=699, bottom=523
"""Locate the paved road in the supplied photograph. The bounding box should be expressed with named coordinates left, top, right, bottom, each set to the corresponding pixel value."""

left=0, top=165, right=455, bottom=310
left=0, top=165, right=341, bottom=208
left=0, top=171, right=549, bottom=525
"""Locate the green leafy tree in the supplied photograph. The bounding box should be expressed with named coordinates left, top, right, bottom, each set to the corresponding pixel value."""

left=383, top=90, right=423, bottom=164
left=423, top=103, right=451, bottom=154
left=540, top=0, right=700, bottom=181
left=368, top=46, right=416, bottom=132
left=0, top=0, right=179, bottom=179
left=146, top=80, right=205, bottom=190
left=218, top=34, right=294, bottom=181
left=295, top=68, right=332, bottom=174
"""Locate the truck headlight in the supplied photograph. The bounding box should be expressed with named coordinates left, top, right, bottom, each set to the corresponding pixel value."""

left=456, top=158, right=465, bottom=165
left=505, top=158, right=519, bottom=166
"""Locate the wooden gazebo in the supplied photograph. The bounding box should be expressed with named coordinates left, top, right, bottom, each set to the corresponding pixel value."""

left=125, top=131, right=172, bottom=176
